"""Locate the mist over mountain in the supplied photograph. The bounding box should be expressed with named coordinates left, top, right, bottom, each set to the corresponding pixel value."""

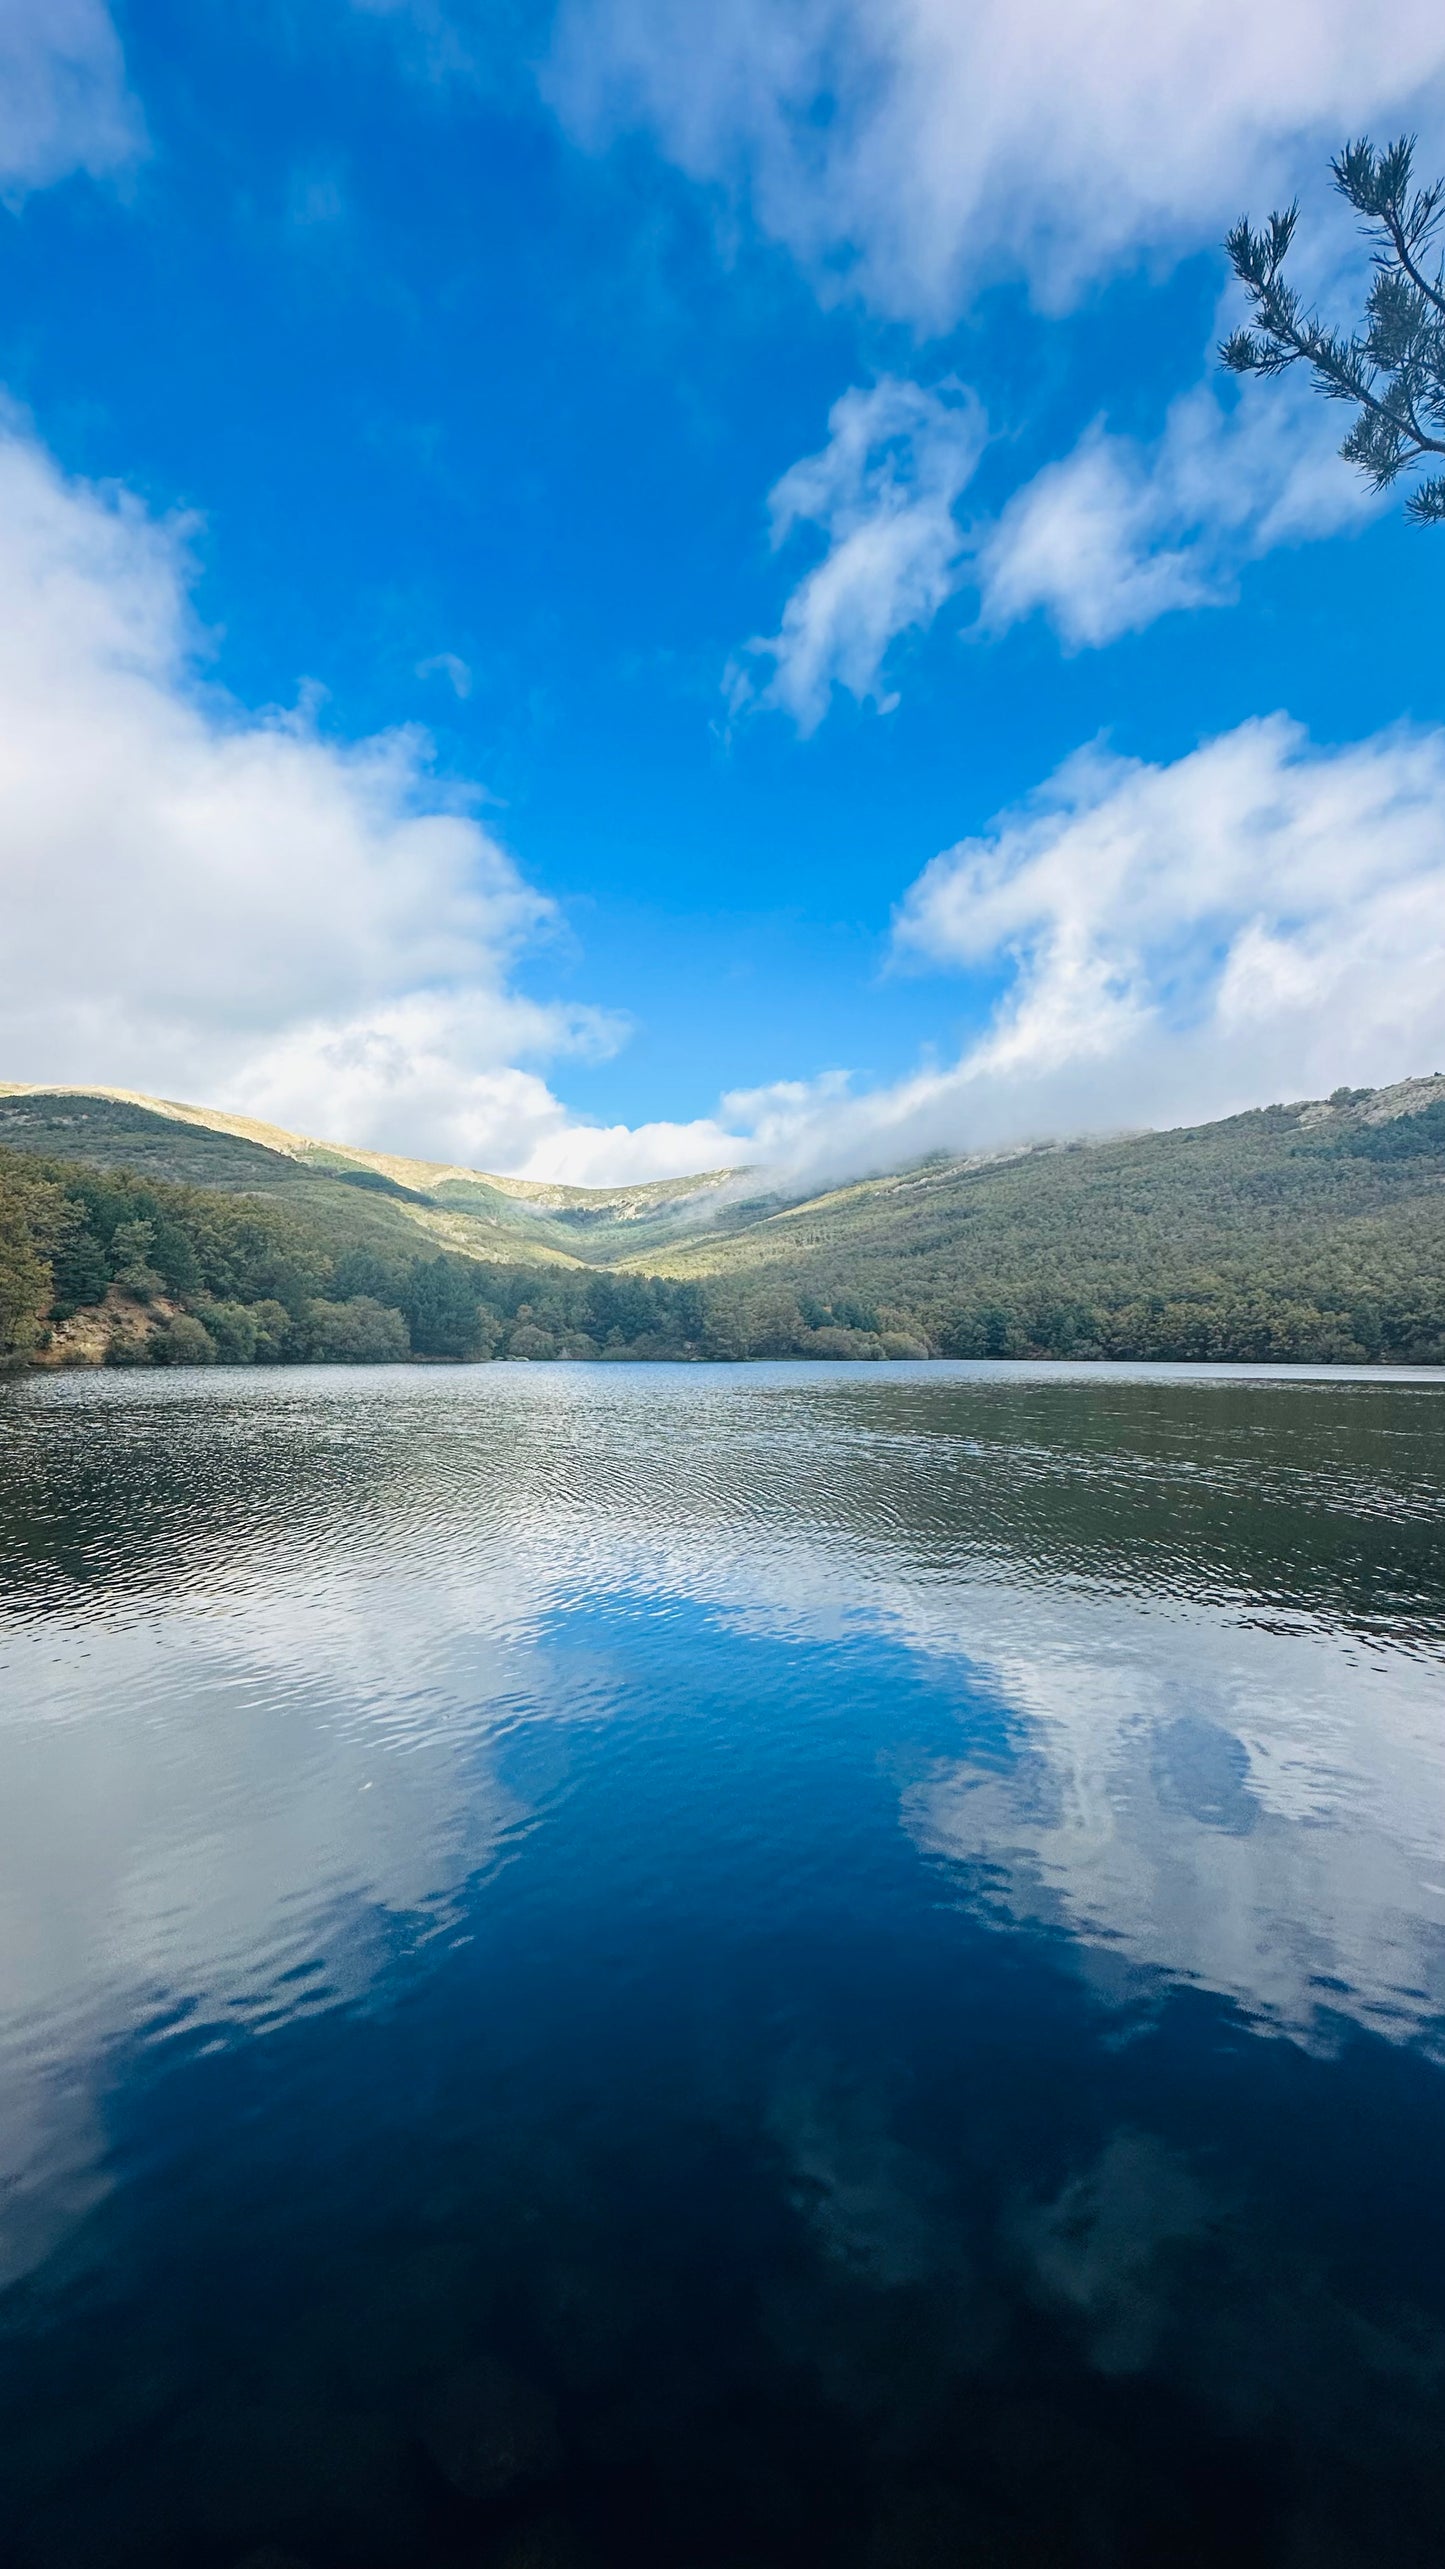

left=3, top=1074, right=1443, bottom=1371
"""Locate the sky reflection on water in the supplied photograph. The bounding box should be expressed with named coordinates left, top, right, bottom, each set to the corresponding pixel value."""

left=0, top=1364, right=1442, bottom=2567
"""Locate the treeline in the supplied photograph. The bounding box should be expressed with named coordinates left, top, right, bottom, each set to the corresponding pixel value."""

left=2, top=1144, right=1442, bottom=1369
left=660, top=1097, right=1445, bottom=1369
left=930, top=1286, right=1445, bottom=1366
left=0, top=1150, right=929, bottom=1368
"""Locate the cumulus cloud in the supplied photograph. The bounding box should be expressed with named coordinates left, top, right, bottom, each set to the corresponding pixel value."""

left=720, top=717, right=1445, bottom=1182
left=7, top=428, right=1439, bottom=1196
left=0, top=0, right=143, bottom=199
left=977, top=381, right=1382, bottom=648
left=730, top=376, right=984, bottom=732
left=0, top=409, right=748, bottom=1181
left=548, top=0, right=1445, bottom=320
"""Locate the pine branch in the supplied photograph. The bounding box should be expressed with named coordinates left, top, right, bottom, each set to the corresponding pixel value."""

left=1221, top=137, right=1445, bottom=519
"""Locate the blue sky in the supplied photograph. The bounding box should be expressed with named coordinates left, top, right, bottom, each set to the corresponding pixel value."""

left=4, top=0, right=1445, bottom=1180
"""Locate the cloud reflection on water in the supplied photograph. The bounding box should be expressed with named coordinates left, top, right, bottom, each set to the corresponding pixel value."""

left=0, top=1362, right=1441, bottom=2288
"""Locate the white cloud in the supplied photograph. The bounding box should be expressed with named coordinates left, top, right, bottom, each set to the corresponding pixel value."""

left=749, top=361, right=1387, bottom=710
left=717, top=716, right=1445, bottom=1182
left=0, top=409, right=748, bottom=1181
left=738, top=363, right=1382, bottom=723
left=0, top=0, right=142, bottom=199
left=7, top=426, right=1440, bottom=1199
left=517, top=1111, right=751, bottom=1187
left=226, top=1004, right=621, bottom=1178
left=548, top=0, right=1445, bottom=320
left=730, top=376, right=984, bottom=732
left=977, top=381, right=1382, bottom=649
left=567, top=714, right=1445, bottom=1183
left=905, top=1586, right=1445, bottom=2045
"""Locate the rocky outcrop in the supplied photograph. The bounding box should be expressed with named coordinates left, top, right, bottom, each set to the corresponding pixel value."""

left=33, top=1286, right=171, bottom=1368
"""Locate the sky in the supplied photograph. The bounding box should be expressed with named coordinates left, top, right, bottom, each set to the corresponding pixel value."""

left=3, top=0, right=1445, bottom=1184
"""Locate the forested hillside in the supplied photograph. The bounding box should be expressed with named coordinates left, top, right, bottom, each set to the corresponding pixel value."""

left=0, top=1152, right=726, bottom=1369
left=644, top=1079, right=1445, bottom=1364
left=0, top=1077, right=1442, bottom=1367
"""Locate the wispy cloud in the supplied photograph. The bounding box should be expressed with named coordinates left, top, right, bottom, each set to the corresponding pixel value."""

left=416, top=650, right=474, bottom=699
left=0, top=0, right=143, bottom=200
left=738, top=364, right=1384, bottom=725
left=729, top=377, right=984, bottom=733
left=719, top=716, right=1445, bottom=1180
left=548, top=0, right=1445, bottom=320
left=347, top=0, right=537, bottom=92
left=977, top=382, right=1382, bottom=649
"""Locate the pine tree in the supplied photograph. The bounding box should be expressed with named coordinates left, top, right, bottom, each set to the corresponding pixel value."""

left=1221, top=137, right=1445, bottom=524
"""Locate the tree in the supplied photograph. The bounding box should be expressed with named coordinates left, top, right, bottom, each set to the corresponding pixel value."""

left=1221, top=136, right=1445, bottom=523
left=0, top=1168, right=61, bottom=1366
left=49, top=1212, right=110, bottom=1316
left=403, top=1253, right=498, bottom=1359
left=304, top=1297, right=411, bottom=1362
left=153, top=1313, right=217, bottom=1366
left=110, top=1218, right=166, bottom=1301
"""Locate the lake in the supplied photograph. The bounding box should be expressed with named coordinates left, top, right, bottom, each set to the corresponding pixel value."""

left=1, top=1362, right=1443, bottom=2569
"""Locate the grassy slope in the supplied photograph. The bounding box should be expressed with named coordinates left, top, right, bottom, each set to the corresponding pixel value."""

left=0, top=1090, right=588, bottom=1268
left=0, top=1087, right=740, bottom=1266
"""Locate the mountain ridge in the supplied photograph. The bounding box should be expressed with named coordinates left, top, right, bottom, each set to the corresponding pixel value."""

left=0, top=1084, right=749, bottom=1267
left=0, top=1081, right=748, bottom=1221
left=2, top=1074, right=1443, bottom=1369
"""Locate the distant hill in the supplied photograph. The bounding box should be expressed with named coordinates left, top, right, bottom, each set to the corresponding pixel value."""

left=637, top=1075, right=1445, bottom=1361
left=0, top=1084, right=745, bottom=1267
left=1, top=1076, right=1443, bottom=1366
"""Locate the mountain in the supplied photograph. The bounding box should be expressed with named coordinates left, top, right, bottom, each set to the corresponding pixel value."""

left=1, top=1075, right=1443, bottom=1366
left=637, top=1074, right=1445, bottom=1358
left=0, top=1084, right=745, bottom=1266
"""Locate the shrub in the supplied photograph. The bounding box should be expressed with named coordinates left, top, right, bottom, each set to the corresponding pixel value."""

left=199, top=1301, right=261, bottom=1364
left=304, top=1297, right=411, bottom=1362
left=104, top=1329, right=152, bottom=1366
left=249, top=1299, right=297, bottom=1362
left=507, top=1323, right=557, bottom=1360
left=154, top=1313, right=218, bottom=1366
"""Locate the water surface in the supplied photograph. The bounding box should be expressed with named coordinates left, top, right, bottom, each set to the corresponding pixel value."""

left=1, top=1363, right=1443, bottom=2568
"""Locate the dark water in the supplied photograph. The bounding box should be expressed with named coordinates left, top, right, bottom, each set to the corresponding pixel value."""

left=1, top=1364, right=1443, bottom=2569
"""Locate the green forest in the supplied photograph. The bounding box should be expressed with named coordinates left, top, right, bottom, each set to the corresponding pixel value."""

left=1, top=1077, right=1443, bottom=1369
left=0, top=1151, right=732, bottom=1369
